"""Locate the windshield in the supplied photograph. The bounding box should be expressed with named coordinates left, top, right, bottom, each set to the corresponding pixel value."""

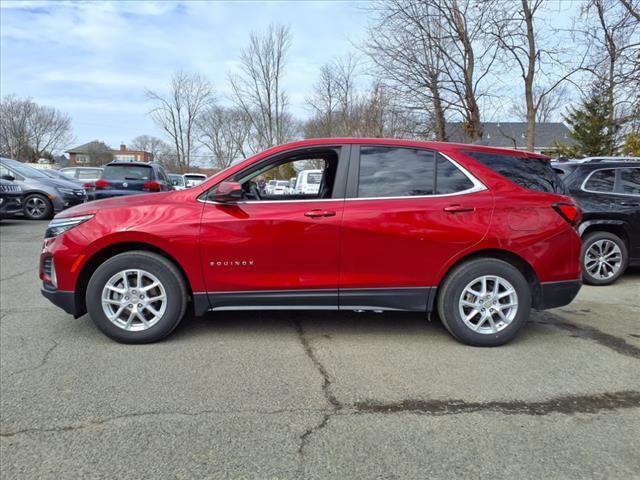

left=276, top=181, right=288, bottom=187
left=169, top=174, right=185, bottom=186
left=184, top=174, right=206, bottom=180
left=103, top=165, right=152, bottom=181
left=2, top=160, right=47, bottom=178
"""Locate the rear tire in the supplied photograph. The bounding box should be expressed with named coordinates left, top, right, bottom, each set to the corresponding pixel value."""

left=23, top=194, right=53, bottom=220
left=86, top=251, right=188, bottom=343
left=581, top=231, right=627, bottom=286
left=437, top=258, right=531, bottom=347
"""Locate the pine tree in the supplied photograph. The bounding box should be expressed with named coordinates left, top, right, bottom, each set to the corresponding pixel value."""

left=559, top=81, right=620, bottom=157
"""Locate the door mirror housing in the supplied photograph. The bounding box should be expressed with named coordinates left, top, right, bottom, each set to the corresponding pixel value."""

left=211, top=181, right=243, bottom=203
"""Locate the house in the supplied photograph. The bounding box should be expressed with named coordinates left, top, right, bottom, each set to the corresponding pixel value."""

left=66, top=141, right=153, bottom=166
left=444, top=122, right=577, bottom=154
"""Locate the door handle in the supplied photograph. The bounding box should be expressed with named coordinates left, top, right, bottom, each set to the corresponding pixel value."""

left=443, top=204, right=475, bottom=213
left=304, top=209, right=336, bottom=218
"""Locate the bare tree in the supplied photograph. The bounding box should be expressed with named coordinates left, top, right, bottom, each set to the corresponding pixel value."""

left=0, top=95, right=73, bottom=161
left=228, top=24, right=295, bottom=152
left=197, top=106, right=253, bottom=169
left=577, top=0, right=640, bottom=152
left=619, top=0, right=640, bottom=21
left=363, top=0, right=446, bottom=140
left=510, top=85, right=570, bottom=123
left=146, top=70, right=214, bottom=171
left=130, top=134, right=174, bottom=166
left=488, top=0, right=583, bottom=150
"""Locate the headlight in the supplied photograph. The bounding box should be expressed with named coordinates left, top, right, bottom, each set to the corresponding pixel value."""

left=57, top=187, right=76, bottom=196
left=45, top=214, right=94, bottom=238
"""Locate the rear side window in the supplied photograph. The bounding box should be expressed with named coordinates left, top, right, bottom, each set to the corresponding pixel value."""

left=436, top=154, right=474, bottom=194
left=358, top=147, right=435, bottom=197
left=465, top=151, right=564, bottom=193
left=103, top=165, right=152, bottom=181
left=584, top=169, right=615, bottom=193
left=620, top=168, right=640, bottom=195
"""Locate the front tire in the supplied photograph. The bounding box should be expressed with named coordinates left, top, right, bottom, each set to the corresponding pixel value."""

left=23, top=194, right=53, bottom=220
left=581, top=231, right=627, bottom=286
left=437, top=258, right=531, bottom=347
left=86, top=251, right=188, bottom=343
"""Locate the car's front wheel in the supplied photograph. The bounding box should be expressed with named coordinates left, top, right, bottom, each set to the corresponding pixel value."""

left=86, top=251, right=188, bottom=343
left=23, top=194, right=53, bottom=220
left=437, top=258, right=531, bottom=347
left=581, top=231, right=628, bottom=286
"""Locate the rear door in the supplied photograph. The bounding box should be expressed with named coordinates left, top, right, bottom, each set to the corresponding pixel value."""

left=616, top=167, right=640, bottom=260
left=338, top=145, right=494, bottom=311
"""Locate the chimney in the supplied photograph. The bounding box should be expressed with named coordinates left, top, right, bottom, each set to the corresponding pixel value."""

left=120, top=144, right=126, bottom=151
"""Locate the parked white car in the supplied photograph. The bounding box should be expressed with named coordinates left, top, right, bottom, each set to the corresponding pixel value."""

left=183, top=173, right=207, bottom=187
left=265, top=180, right=277, bottom=194
left=169, top=174, right=186, bottom=190
left=272, top=180, right=289, bottom=195
left=294, top=169, right=322, bottom=194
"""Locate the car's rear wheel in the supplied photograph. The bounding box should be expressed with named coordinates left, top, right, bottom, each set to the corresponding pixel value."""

left=86, top=251, right=187, bottom=343
left=581, top=231, right=628, bottom=286
left=23, top=194, right=52, bottom=220
left=437, top=258, right=531, bottom=347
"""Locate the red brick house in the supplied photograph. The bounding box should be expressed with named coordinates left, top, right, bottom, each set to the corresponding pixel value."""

left=66, top=141, right=153, bottom=166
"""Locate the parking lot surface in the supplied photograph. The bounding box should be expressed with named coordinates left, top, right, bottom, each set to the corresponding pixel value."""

left=1, top=219, right=639, bottom=479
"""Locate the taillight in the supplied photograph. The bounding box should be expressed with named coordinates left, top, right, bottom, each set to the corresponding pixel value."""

left=94, top=179, right=110, bottom=190
left=82, top=182, right=95, bottom=192
left=553, top=202, right=582, bottom=227
left=143, top=181, right=161, bottom=192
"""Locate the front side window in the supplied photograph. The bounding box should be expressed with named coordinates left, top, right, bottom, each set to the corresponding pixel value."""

left=584, top=169, right=615, bottom=193
left=619, top=168, right=640, bottom=195
left=465, top=151, right=565, bottom=194
left=231, top=148, right=339, bottom=201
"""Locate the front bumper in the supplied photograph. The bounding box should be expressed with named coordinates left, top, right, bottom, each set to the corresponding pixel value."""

left=41, top=284, right=78, bottom=316
left=0, top=193, right=23, bottom=218
left=535, top=279, right=582, bottom=310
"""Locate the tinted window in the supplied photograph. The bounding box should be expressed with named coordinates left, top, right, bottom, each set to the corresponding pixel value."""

left=358, top=147, right=435, bottom=198
left=620, top=168, right=640, bottom=195
left=103, top=165, right=152, bottom=181
left=77, top=169, right=100, bottom=180
left=2, top=160, right=47, bottom=179
left=465, top=151, right=565, bottom=193
left=584, top=169, right=615, bottom=193
left=436, top=154, right=474, bottom=194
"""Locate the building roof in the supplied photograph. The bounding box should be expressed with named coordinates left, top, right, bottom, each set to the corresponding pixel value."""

left=66, top=140, right=111, bottom=154
left=445, top=122, right=577, bottom=149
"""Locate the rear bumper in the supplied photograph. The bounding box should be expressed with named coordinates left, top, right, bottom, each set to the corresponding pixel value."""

left=535, top=279, right=582, bottom=310
left=41, top=285, right=78, bottom=316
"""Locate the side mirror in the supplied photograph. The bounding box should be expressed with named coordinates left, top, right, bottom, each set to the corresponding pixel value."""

left=211, top=181, right=243, bottom=203
left=1, top=174, right=15, bottom=181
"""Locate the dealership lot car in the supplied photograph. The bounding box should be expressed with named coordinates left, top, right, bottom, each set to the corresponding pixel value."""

left=183, top=173, right=207, bottom=187
left=89, top=161, right=173, bottom=200
left=0, top=176, right=23, bottom=218
left=0, top=157, right=87, bottom=219
left=554, top=161, right=640, bottom=285
left=40, top=139, right=582, bottom=346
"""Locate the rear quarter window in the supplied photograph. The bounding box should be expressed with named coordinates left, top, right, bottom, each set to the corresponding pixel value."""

left=583, top=169, right=615, bottom=193
left=465, top=151, right=565, bottom=194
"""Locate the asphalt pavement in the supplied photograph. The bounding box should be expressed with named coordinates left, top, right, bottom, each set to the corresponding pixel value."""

left=1, top=218, right=639, bottom=479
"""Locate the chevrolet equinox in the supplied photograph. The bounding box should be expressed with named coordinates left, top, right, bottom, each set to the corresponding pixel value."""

left=40, top=139, right=583, bottom=346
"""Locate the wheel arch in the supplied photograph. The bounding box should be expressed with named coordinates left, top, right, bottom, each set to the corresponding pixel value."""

left=436, top=249, right=544, bottom=310
left=74, top=241, right=196, bottom=318
left=579, top=220, right=630, bottom=250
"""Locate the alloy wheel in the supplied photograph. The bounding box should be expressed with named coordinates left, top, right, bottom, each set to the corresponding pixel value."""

left=458, top=275, right=519, bottom=334
left=101, top=269, right=167, bottom=331
left=25, top=197, right=47, bottom=218
left=584, top=239, right=622, bottom=281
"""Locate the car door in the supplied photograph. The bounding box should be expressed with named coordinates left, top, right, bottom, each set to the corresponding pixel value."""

left=616, top=167, right=640, bottom=261
left=199, top=145, right=349, bottom=309
left=338, top=145, right=494, bottom=311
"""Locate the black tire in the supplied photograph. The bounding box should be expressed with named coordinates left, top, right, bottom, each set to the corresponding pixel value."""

left=581, top=231, right=628, bottom=286
left=23, top=193, right=53, bottom=220
left=437, top=258, right=531, bottom=347
left=86, top=251, right=188, bottom=343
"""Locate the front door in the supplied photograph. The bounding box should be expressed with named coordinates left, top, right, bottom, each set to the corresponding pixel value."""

left=199, top=146, right=348, bottom=309
left=338, top=145, right=493, bottom=311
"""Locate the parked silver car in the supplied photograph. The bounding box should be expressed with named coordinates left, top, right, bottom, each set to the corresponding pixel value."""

left=0, top=158, right=87, bottom=220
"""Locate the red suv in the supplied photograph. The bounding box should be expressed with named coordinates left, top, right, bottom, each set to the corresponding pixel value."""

left=40, top=139, right=582, bottom=346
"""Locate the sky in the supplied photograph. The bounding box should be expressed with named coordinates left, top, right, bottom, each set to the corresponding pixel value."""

left=1, top=0, right=584, bottom=157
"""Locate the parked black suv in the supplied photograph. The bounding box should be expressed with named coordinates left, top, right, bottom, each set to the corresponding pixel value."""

left=554, top=161, right=640, bottom=285
left=89, top=161, right=173, bottom=200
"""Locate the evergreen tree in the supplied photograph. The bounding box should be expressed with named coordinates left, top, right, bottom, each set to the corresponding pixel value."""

left=557, top=81, right=620, bottom=157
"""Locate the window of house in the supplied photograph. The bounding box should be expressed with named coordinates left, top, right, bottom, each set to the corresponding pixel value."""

left=231, top=149, right=339, bottom=201
left=584, top=169, right=615, bottom=193
left=76, top=154, right=89, bottom=164
left=619, top=168, right=640, bottom=195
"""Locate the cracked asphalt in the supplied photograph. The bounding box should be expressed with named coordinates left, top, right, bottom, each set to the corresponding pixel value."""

left=1, top=219, right=639, bottom=479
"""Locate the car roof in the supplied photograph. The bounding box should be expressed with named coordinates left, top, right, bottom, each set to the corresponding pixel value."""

left=107, top=161, right=155, bottom=167
left=258, top=138, right=550, bottom=160
left=574, top=162, right=640, bottom=170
